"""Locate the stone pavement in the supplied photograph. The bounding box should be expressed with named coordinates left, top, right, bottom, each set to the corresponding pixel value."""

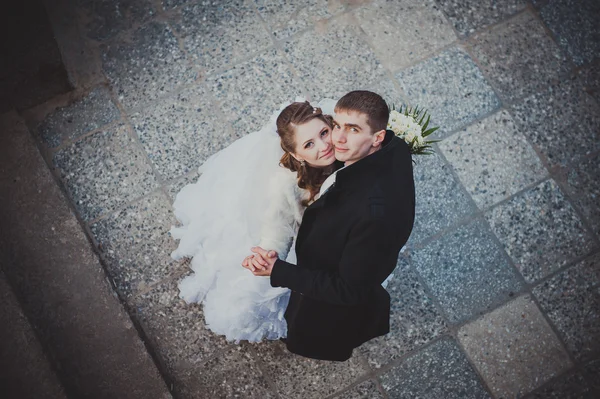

left=21, top=0, right=600, bottom=397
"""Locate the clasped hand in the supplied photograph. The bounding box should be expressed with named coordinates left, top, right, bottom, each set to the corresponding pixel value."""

left=241, top=246, right=278, bottom=276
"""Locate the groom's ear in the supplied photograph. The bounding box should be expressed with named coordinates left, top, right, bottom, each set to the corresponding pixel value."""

left=372, top=129, right=386, bottom=147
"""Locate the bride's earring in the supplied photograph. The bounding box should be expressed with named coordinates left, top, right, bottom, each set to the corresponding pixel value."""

left=299, top=160, right=306, bottom=167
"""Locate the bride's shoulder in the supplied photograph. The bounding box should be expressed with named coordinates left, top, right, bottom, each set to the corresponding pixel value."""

left=268, top=165, right=298, bottom=187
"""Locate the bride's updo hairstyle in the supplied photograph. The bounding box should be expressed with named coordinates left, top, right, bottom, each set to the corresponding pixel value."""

left=277, top=101, right=335, bottom=206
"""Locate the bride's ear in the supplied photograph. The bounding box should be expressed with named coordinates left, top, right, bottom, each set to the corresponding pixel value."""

left=290, top=153, right=303, bottom=162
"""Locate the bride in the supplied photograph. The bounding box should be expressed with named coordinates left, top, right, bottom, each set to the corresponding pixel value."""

left=170, top=99, right=340, bottom=343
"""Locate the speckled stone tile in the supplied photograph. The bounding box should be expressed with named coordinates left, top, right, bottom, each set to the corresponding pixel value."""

left=584, top=359, right=600, bottom=392
left=354, top=0, right=456, bottom=71
left=134, top=276, right=230, bottom=372
left=162, top=0, right=190, bottom=10
left=436, top=0, right=527, bottom=36
left=78, top=0, right=157, bottom=41
left=330, top=379, right=385, bottom=399
left=283, top=14, right=387, bottom=99
left=101, top=21, right=197, bottom=112
left=360, top=257, right=448, bottom=368
left=533, top=253, right=600, bottom=362
left=90, top=190, right=183, bottom=298
left=439, top=110, right=547, bottom=209
left=486, top=180, right=595, bottom=283
left=525, top=371, right=592, bottom=399
left=540, top=0, right=600, bottom=66
left=396, top=47, right=500, bottom=138
left=367, top=78, right=406, bottom=107
left=166, top=171, right=200, bottom=202
left=37, top=87, right=120, bottom=148
left=254, top=0, right=345, bottom=39
left=53, top=123, right=158, bottom=221
left=174, top=345, right=276, bottom=398
left=380, top=338, right=490, bottom=399
left=209, top=49, right=304, bottom=136
left=130, top=84, right=237, bottom=181
left=577, top=63, right=600, bottom=102
left=530, top=0, right=550, bottom=8
left=411, top=218, right=523, bottom=323
left=467, top=11, right=571, bottom=103
left=563, top=154, right=600, bottom=239
left=510, top=79, right=600, bottom=169
left=173, top=0, right=273, bottom=74
left=407, top=150, right=476, bottom=246
left=253, top=340, right=369, bottom=399
left=458, top=295, right=573, bottom=399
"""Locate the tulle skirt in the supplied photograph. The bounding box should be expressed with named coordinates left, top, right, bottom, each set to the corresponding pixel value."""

left=170, top=109, right=294, bottom=342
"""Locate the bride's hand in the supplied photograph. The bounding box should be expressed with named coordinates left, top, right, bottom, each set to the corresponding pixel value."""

left=249, top=247, right=278, bottom=276
left=242, top=255, right=262, bottom=272
left=241, top=253, right=270, bottom=272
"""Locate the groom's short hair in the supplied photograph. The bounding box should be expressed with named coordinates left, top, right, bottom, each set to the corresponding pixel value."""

left=335, top=91, right=389, bottom=133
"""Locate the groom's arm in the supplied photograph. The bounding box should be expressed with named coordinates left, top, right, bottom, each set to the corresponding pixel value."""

left=270, top=218, right=397, bottom=306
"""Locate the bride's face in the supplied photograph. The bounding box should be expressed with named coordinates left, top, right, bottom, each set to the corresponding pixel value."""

left=291, top=118, right=336, bottom=167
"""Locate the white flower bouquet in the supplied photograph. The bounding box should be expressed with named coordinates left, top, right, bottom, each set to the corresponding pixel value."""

left=387, top=105, right=439, bottom=155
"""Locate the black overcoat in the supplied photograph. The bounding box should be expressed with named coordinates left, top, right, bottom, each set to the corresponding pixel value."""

left=270, top=131, right=416, bottom=361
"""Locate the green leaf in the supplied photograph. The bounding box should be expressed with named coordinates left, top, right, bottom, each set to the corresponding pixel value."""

left=423, top=127, right=439, bottom=137
left=422, top=114, right=431, bottom=131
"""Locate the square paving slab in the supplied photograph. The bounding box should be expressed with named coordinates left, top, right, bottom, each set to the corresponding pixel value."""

left=360, top=257, right=448, bottom=368
left=540, top=0, right=600, bottom=66
left=253, top=340, right=369, bottom=399
left=174, top=345, right=276, bottom=398
left=533, top=253, right=600, bottom=362
left=283, top=14, right=387, bottom=100
left=134, top=276, right=230, bottom=372
left=37, top=86, right=120, bottom=148
left=379, top=338, right=490, bottom=399
left=396, top=47, right=500, bottom=138
left=254, top=0, right=345, bottom=39
left=562, top=153, right=600, bottom=239
left=101, top=22, right=197, bottom=112
left=90, top=190, right=183, bottom=299
left=524, top=371, right=592, bottom=399
left=486, top=179, right=596, bottom=283
left=411, top=218, right=524, bottom=323
left=130, top=84, right=237, bottom=181
left=466, top=11, right=570, bottom=103
left=77, top=0, right=156, bottom=41
left=330, top=379, right=385, bottom=399
left=209, top=49, right=304, bottom=137
left=439, top=109, right=547, bottom=210
left=354, top=0, right=456, bottom=71
left=510, top=79, right=600, bottom=169
left=436, top=0, right=527, bottom=36
left=408, top=149, right=477, bottom=247
left=53, top=123, right=158, bottom=221
left=173, top=0, right=273, bottom=74
left=458, top=295, right=573, bottom=399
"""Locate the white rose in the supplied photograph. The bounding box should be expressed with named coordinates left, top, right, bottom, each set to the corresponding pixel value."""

left=388, top=110, right=402, bottom=124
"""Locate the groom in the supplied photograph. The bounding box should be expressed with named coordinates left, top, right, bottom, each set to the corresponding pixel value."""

left=245, top=90, right=415, bottom=361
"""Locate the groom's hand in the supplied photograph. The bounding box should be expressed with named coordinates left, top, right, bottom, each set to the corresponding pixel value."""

left=250, top=247, right=278, bottom=276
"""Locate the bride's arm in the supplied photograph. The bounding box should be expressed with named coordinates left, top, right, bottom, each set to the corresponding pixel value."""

left=255, top=169, right=303, bottom=261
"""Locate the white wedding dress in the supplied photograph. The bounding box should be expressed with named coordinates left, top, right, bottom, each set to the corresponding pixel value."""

left=170, top=99, right=337, bottom=343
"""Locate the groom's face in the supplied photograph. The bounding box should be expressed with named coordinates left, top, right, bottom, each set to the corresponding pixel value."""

left=332, top=110, right=383, bottom=166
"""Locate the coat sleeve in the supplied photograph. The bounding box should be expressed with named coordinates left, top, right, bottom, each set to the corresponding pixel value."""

left=270, top=217, right=396, bottom=306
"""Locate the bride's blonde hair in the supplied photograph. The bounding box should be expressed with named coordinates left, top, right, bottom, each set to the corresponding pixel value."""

left=276, top=101, right=336, bottom=206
